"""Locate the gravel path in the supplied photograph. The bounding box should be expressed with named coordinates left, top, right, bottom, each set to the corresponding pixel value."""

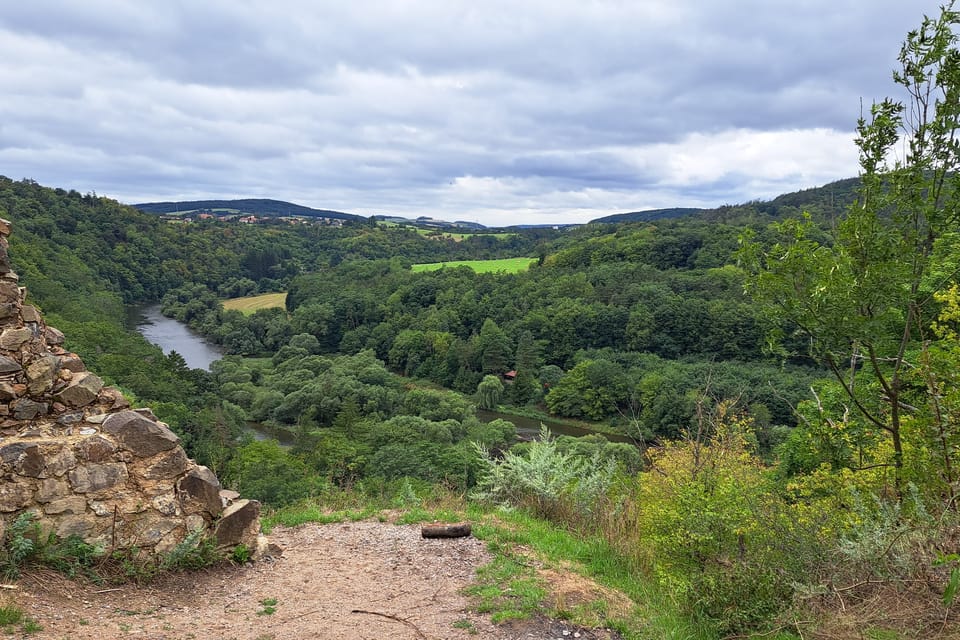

left=12, top=521, right=621, bottom=640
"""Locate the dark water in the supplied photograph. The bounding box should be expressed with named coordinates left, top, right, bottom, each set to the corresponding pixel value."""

left=245, top=422, right=296, bottom=447
left=476, top=409, right=636, bottom=444
left=126, top=304, right=225, bottom=371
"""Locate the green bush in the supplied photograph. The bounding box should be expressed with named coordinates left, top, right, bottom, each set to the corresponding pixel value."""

left=473, top=427, right=617, bottom=524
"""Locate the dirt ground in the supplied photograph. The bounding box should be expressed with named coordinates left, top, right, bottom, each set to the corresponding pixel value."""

left=10, top=521, right=624, bottom=640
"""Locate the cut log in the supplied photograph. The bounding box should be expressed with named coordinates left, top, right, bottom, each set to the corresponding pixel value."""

left=420, top=522, right=472, bottom=538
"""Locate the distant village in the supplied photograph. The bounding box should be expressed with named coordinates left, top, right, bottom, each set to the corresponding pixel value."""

left=158, top=210, right=348, bottom=227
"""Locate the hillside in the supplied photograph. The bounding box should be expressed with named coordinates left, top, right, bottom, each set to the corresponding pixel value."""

left=590, top=206, right=704, bottom=224
left=590, top=177, right=860, bottom=225
left=134, top=198, right=363, bottom=221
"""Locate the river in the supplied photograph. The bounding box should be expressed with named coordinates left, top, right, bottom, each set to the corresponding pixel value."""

left=476, top=409, right=636, bottom=443
left=126, top=304, right=225, bottom=371
left=127, top=305, right=631, bottom=444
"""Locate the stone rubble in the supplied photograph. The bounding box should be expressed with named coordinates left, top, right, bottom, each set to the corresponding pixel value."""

left=0, top=218, right=262, bottom=556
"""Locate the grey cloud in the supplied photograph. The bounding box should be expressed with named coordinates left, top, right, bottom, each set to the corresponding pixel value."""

left=0, top=0, right=948, bottom=224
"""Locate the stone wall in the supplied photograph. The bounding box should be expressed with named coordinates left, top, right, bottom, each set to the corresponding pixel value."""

left=0, top=219, right=261, bottom=555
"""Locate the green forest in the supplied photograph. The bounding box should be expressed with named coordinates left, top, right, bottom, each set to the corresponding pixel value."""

left=3, top=8, right=960, bottom=639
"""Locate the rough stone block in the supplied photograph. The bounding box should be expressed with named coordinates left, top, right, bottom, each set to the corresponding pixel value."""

left=57, top=354, right=86, bottom=373
left=102, top=411, right=179, bottom=457
left=12, top=399, right=47, bottom=420
left=54, top=372, right=103, bottom=408
left=134, top=447, right=191, bottom=481
left=178, top=466, right=222, bottom=517
left=0, top=481, right=34, bottom=512
left=43, top=445, right=77, bottom=477
left=75, top=435, right=116, bottom=462
left=55, top=515, right=100, bottom=539
left=214, top=499, right=261, bottom=548
left=123, top=514, right=180, bottom=546
left=44, top=326, right=65, bottom=346
left=0, top=441, right=35, bottom=464
left=43, top=495, right=87, bottom=515
left=0, top=382, right=18, bottom=401
left=152, top=492, right=180, bottom=517
left=35, top=477, right=70, bottom=503
left=20, top=305, right=40, bottom=323
left=0, top=355, right=22, bottom=374
left=0, top=328, right=33, bottom=351
left=25, top=354, right=59, bottom=395
left=56, top=411, right=84, bottom=426
left=0, top=442, right=43, bottom=477
left=0, top=282, right=17, bottom=304
left=68, top=462, right=128, bottom=493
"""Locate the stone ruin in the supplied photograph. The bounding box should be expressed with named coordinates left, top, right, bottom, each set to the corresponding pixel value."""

left=0, top=218, right=263, bottom=557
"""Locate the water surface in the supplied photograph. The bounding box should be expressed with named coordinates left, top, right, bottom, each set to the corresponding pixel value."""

left=127, top=304, right=224, bottom=371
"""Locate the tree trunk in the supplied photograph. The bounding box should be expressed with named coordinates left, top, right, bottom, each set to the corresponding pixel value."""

left=420, top=523, right=472, bottom=538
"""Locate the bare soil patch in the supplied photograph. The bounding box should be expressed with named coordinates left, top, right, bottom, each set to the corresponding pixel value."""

left=12, top=521, right=622, bottom=640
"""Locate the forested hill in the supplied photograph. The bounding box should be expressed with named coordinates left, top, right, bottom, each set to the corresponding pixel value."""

left=134, top=198, right=363, bottom=221
left=590, top=176, right=860, bottom=224
left=590, top=207, right=704, bottom=224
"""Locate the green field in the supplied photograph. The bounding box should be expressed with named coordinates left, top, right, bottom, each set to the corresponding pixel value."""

left=411, top=257, right=537, bottom=274
left=415, top=229, right=518, bottom=242
left=222, top=292, right=287, bottom=315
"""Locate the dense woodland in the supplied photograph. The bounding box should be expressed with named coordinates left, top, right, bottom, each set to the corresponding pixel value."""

left=2, top=8, right=960, bottom=637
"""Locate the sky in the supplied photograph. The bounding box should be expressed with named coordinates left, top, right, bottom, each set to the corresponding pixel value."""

left=0, top=1, right=947, bottom=227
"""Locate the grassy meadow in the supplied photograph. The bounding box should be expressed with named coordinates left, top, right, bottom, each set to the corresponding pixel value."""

left=411, top=257, right=537, bottom=274
left=222, top=292, right=288, bottom=315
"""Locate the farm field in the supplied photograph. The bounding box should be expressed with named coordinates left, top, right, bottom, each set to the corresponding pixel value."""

left=415, top=229, right=518, bottom=241
left=222, top=292, right=287, bottom=315
left=411, top=257, right=537, bottom=273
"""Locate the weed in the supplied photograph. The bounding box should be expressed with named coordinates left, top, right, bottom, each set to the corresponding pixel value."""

left=0, top=605, right=23, bottom=625
left=230, top=544, right=251, bottom=565
left=452, top=618, right=478, bottom=634
left=21, top=618, right=42, bottom=633
left=1, top=513, right=39, bottom=579
left=257, top=597, right=278, bottom=616
left=158, top=529, right=221, bottom=571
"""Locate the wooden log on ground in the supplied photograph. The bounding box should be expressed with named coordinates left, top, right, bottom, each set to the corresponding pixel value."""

left=420, top=522, right=472, bottom=538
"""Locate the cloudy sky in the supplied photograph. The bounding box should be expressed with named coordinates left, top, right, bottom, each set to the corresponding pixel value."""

left=0, top=1, right=946, bottom=226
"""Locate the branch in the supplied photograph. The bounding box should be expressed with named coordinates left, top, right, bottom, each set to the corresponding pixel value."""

left=824, top=354, right=889, bottom=432
left=351, top=610, right=427, bottom=640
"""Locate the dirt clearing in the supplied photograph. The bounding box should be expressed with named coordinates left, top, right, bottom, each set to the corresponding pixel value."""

left=12, top=521, right=623, bottom=640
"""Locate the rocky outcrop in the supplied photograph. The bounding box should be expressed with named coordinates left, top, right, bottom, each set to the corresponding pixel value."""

left=0, top=219, right=261, bottom=556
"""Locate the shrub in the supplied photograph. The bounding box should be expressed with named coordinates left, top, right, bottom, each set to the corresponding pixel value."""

left=473, top=426, right=617, bottom=524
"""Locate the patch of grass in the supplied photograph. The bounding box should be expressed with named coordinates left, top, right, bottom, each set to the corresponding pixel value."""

left=411, top=257, right=537, bottom=274
left=230, top=544, right=252, bottom=564
left=465, top=553, right=546, bottom=623
left=453, top=618, right=478, bottom=634
left=469, top=509, right=715, bottom=640
left=21, top=619, right=42, bottom=633
left=221, top=292, right=287, bottom=315
left=257, top=598, right=278, bottom=616
left=0, top=605, right=23, bottom=626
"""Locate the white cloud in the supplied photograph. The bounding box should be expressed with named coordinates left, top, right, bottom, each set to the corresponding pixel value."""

left=0, top=0, right=946, bottom=224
